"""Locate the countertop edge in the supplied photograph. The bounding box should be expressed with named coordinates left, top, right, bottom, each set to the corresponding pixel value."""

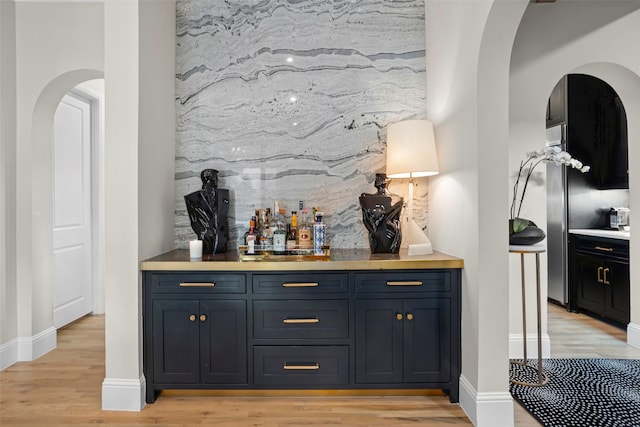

left=569, top=228, right=630, bottom=241
left=140, top=249, right=464, bottom=271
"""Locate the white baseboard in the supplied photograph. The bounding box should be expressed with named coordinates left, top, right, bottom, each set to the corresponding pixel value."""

left=1, top=328, right=57, bottom=371
left=459, top=375, right=514, bottom=427
left=102, top=376, right=146, bottom=411
left=628, top=322, right=640, bottom=349
left=18, top=327, right=57, bottom=361
left=509, top=333, right=551, bottom=359
left=0, top=339, right=18, bottom=371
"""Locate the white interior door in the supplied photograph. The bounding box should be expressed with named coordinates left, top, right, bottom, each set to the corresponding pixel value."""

left=53, top=93, right=93, bottom=329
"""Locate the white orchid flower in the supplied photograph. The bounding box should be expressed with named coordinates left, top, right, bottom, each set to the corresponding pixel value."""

left=511, top=145, right=590, bottom=221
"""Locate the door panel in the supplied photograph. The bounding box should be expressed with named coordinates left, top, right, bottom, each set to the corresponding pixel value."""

left=403, top=299, right=450, bottom=382
left=355, top=299, right=403, bottom=383
left=53, top=93, right=93, bottom=328
left=200, top=300, right=247, bottom=384
left=604, top=259, right=630, bottom=324
left=575, top=253, right=605, bottom=314
left=153, top=300, right=200, bottom=384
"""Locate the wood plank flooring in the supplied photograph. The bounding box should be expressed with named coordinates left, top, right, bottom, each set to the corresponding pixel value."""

left=1, top=303, right=638, bottom=426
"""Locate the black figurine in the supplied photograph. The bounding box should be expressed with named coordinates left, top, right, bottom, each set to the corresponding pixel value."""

left=184, top=169, right=230, bottom=254
left=359, top=173, right=403, bottom=253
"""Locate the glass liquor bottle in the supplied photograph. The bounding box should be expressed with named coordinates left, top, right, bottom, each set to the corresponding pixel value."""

left=244, top=218, right=257, bottom=254
left=287, top=211, right=297, bottom=252
left=313, top=211, right=326, bottom=255
left=298, top=208, right=312, bottom=249
left=273, top=209, right=287, bottom=255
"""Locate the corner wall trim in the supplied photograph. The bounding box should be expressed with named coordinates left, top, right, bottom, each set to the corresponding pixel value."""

left=0, top=339, right=18, bottom=371
left=102, top=376, right=146, bottom=411
left=628, top=322, right=640, bottom=349
left=459, top=375, right=514, bottom=427
left=509, top=333, right=551, bottom=359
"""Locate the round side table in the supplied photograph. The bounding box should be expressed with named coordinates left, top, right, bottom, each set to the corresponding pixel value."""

left=510, top=244, right=548, bottom=386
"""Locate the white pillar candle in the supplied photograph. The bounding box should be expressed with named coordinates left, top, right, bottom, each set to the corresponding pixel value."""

left=189, top=240, right=203, bottom=259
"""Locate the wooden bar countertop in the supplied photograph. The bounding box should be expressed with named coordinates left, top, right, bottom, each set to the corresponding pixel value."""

left=140, top=248, right=464, bottom=272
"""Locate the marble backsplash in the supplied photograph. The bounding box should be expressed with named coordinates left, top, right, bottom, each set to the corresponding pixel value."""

left=175, top=0, right=428, bottom=249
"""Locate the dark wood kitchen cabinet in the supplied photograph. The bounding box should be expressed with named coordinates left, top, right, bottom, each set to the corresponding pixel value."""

left=142, top=250, right=463, bottom=404
left=546, top=76, right=566, bottom=128
left=565, top=74, right=628, bottom=189
left=355, top=298, right=450, bottom=385
left=570, top=234, right=630, bottom=326
left=151, top=299, right=247, bottom=385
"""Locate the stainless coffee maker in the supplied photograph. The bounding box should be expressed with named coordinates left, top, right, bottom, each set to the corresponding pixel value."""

left=609, top=207, right=630, bottom=230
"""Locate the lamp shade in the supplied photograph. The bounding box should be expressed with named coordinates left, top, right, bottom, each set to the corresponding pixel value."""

left=386, top=120, right=439, bottom=178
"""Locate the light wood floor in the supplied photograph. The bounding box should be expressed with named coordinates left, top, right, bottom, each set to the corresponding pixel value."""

left=1, top=304, right=638, bottom=426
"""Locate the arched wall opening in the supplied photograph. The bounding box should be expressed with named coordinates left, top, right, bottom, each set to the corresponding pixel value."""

left=508, top=3, right=640, bottom=364
left=27, top=69, right=103, bottom=342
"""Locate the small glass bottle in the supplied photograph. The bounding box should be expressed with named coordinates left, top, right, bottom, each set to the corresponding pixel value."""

left=244, top=218, right=257, bottom=254
left=298, top=208, right=312, bottom=249
left=313, top=211, right=326, bottom=255
left=273, top=209, right=287, bottom=255
left=289, top=211, right=298, bottom=246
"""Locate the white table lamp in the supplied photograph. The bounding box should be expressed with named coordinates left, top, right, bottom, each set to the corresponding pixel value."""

left=386, top=120, right=439, bottom=256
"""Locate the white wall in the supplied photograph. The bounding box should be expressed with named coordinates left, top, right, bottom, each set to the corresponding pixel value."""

left=509, top=2, right=640, bottom=348
left=0, top=1, right=104, bottom=369
left=425, top=1, right=528, bottom=425
left=0, top=1, right=18, bottom=365
left=426, top=2, right=640, bottom=426
left=102, top=0, right=176, bottom=411
left=138, top=0, right=176, bottom=262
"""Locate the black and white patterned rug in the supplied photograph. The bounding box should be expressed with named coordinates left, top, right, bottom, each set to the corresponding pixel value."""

left=510, top=359, right=640, bottom=427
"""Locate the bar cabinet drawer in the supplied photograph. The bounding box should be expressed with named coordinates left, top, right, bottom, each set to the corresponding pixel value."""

left=253, top=273, right=349, bottom=294
left=253, top=300, right=349, bottom=339
left=253, top=346, right=349, bottom=386
left=355, top=271, right=450, bottom=293
left=572, top=235, right=629, bottom=260
left=150, top=272, right=246, bottom=294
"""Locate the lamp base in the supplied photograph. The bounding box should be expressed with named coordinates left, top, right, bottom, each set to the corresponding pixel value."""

left=405, top=220, right=434, bottom=256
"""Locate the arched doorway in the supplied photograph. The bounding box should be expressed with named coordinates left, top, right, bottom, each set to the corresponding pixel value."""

left=28, top=70, right=104, bottom=350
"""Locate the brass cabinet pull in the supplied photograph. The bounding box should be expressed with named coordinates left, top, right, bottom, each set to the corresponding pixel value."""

left=282, top=282, right=319, bottom=288
left=595, top=246, right=614, bottom=252
left=386, top=281, right=423, bottom=286
left=180, top=282, right=215, bottom=287
left=396, top=313, right=403, bottom=321
left=406, top=313, right=414, bottom=321
left=189, top=314, right=196, bottom=322
left=200, top=314, right=207, bottom=322
left=597, top=267, right=604, bottom=283
left=603, top=268, right=610, bottom=285
left=282, top=318, right=319, bottom=324
left=283, top=363, right=319, bottom=370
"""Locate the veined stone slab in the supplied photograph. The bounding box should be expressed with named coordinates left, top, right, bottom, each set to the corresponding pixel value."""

left=176, top=0, right=427, bottom=249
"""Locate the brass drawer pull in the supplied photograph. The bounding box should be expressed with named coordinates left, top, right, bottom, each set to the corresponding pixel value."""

left=406, top=313, right=414, bottom=321
left=386, top=281, right=423, bottom=286
left=595, top=246, right=614, bottom=252
left=597, top=267, right=604, bottom=283
left=282, top=282, right=319, bottom=288
left=189, top=314, right=196, bottom=322
left=179, top=282, right=215, bottom=287
left=283, top=318, right=320, bottom=324
left=283, top=363, right=320, bottom=370
left=200, top=314, right=207, bottom=322
left=603, top=267, right=610, bottom=285
left=396, top=313, right=403, bottom=321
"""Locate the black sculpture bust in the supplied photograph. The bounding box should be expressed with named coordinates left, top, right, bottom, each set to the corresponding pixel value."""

left=359, top=173, right=403, bottom=254
left=184, top=169, right=230, bottom=254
